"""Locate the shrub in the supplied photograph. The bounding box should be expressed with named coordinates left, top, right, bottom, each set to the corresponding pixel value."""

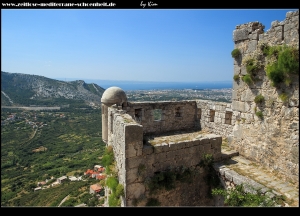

left=255, top=111, right=263, bottom=119
left=277, top=46, right=299, bottom=75
left=101, top=146, right=114, bottom=167
left=115, top=184, right=124, bottom=197
left=266, top=64, right=285, bottom=86
left=108, top=193, right=120, bottom=207
left=279, top=93, right=289, bottom=102
left=260, top=42, right=270, bottom=56
left=106, top=177, right=118, bottom=193
left=254, top=94, right=264, bottom=104
left=233, top=74, right=240, bottom=81
left=266, top=45, right=299, bottom=86
left=212, top=184, right=284, bottom=207
left=231, top=48, right=241, bottom=59
left=242, top=74, right=253, bottom=85
left=246, top=58, right=260, bottom=75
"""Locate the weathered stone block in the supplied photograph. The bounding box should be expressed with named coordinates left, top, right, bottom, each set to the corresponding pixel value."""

left=126, top=157, right=144, bottom=169
left=204, top=143, right=212, bottom=152
left=248, top=32, right=259, bottom=40
left=211, top=138, right=222, bottom=150
left=166, top=150, right=176, bottom=160
left=126, top=144, right=139, bottom=158
left=168, top=142, right=177, bottom=151
left=153, top=143, right=168, bottom=153
left=142, top=145, right=154, bottom=155
left=232, top=90, right=238, bottom=100
left=233, top=124, right=243, bottom=139
left=191, top=139, right=200, bottom=147
left=126, top=183, right=145, bottom=199
left=198, top=137, right=209, bottom=144
left=125, top=124, right=143, bottom=145
left=248, top=40, right=257, bottom=52
left=233, top=29, right=249, bottom=41
left=232, top=101, right=245, bottom=112
left=176, top=141, right=186, bottom=150
left=154, top=152, right=167, bottom=161
left=126, top=168, right=139, bottom=184
left=241, top=65, right=247, bottom=75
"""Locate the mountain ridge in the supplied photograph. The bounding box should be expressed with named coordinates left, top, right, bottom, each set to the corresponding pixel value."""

left=1, top=71, right=106, bottom=106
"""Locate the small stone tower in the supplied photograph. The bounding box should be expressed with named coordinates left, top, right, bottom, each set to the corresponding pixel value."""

left=101, top=86, right=127, bottom=144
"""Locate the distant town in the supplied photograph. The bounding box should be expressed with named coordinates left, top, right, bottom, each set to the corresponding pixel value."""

left=125, top=88, right=232, bottom=103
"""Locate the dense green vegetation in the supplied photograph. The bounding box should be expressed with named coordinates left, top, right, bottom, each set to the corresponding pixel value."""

left=1, top=101, right=106, bottom=206
left=212, top=184, right=285, bottom=207
left=265, top=45, right=299, bottom=87
left=101, top=146, right=124, bottom=207
left=254, top=94, right=264, bottom=104
left=231, top=48, right=241, bottom=59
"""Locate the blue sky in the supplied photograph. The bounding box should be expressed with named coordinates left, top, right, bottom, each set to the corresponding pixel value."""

left=1, top=9, right=298, bottom=83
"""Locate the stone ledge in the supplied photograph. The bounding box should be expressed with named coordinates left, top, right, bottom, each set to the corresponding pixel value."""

left=213, top=163, right=278, bottom=199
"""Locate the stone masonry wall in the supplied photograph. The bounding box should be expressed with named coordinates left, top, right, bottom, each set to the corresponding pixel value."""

left=230, top=10, right=299, bottom=183
left=125, top=101, right=198, bottom=135
left=125, top=131, right=223, bottom=206
left=196, top=99, right=234, bottom=137
left=108, top=105, right=223, bottom=206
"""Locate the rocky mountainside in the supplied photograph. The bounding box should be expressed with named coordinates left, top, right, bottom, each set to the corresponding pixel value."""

left=1, top=71, right=105, bottom=106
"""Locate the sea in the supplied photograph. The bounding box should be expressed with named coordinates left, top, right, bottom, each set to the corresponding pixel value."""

left=59, top=78, right=233, bottom=91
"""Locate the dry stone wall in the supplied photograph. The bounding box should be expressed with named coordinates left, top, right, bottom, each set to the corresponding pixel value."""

left=230, top=10, right=299, bottom=183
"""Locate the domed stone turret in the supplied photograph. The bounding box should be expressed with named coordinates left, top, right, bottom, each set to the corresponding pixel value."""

left=101, top=86, right=127, bottom=144
left=101, top=86, right=127, bottom=106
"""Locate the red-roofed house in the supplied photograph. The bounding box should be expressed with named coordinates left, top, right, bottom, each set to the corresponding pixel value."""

left=96, top=174, right=106, bottom=180
left=97, top=167, right=105, bottom=173
left=90, top=184, right=102, bottom=194
left=84, top=169, right=94, bottom=176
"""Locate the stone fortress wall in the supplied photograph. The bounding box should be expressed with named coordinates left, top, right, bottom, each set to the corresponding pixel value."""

left=105, top=100, right=223, bottom=206
left=228, top=10, right=299, bottom=184
left=101, top=10, right=299, bottom=206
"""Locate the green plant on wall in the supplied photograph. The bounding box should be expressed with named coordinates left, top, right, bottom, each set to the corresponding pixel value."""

left=106, top=176, right=124, bottom=207
left=212, top=184, right=285, bottom=207
left=254, top=94, right=265, bottom=104
left=259, top=41, right=270, bottom=56
left=241, top=50, right=263, bottom=78
left=265, top=45, right=299, bottom=86
left=101, top=146, right=124, bottom=207
left=241, top=41, right=299, bottom=88
left=255, top=111, right=263, bottom=120
left=242, top=74, right=253, bottom=85
left=233, top=74, right=240, bottom=81
left=245, top=58, right=260, bottom=75
left=231, top=48, right=241, bottom=59
left=279, top=92, right=289, bottom=103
